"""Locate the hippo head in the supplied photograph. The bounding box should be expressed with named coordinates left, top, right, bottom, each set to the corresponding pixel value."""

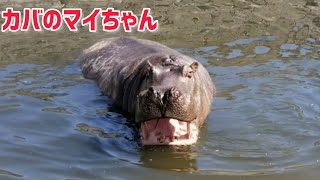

left=135, top=54, right=203, bottom=145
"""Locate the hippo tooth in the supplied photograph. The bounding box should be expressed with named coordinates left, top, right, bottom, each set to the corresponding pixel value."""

left=158, top=134, right=166, bottom=143
left=186, top=122, right=191, bottom=139
left=142, top=122, right=149, bottom=139
left=169, top=135, right=174, bottom=142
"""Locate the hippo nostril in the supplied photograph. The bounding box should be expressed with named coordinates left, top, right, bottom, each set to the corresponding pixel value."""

left=162, top=88, right=180, bottom=104
left=170, top=87, right=180, bottom=98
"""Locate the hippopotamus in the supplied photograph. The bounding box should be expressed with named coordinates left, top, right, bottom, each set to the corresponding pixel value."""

left=80, top=37, right=215, bottom=145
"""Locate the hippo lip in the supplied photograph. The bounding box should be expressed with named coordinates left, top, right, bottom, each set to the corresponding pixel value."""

left=140, top=118, right=199, bottom=145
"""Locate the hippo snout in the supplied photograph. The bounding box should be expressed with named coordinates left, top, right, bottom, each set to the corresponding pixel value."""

left=147, top=86, right=181, bottom=105
left=136, top=84, right=196, bottom=124
left=164, top=87, right=181, bottom=101
left=80, top=37, right=215, bottom=145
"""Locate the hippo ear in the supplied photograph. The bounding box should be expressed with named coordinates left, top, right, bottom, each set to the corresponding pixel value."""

left=183, top=62, right=199, bottom=78
left=190, top=62, right=198, bottom=72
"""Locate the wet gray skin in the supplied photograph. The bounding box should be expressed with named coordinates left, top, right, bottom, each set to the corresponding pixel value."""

left=79, top=37, right=214, bottom=145
left=0, top=0, right=320, bottom=179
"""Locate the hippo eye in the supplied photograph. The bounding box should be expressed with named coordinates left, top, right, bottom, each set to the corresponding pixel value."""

left=162, top=55, right=177, bottom=66
left=169, top=55, right=177, bottom=61
left=162, top=58, right=174, bottom=66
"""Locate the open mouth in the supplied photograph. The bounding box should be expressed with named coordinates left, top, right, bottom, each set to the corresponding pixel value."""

left=140, top=118, right=199, bottom=145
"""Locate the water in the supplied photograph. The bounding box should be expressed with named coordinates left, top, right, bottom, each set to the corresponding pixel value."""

left=0, top=36, right=319, bottom=180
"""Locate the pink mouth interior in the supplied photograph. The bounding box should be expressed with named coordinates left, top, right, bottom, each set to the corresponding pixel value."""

left=140, top=118, right=198, bottom=145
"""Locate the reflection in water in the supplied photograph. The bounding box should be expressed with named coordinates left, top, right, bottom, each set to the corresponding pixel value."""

left=76, top=123, right=120, bottom=138
left=140, top=146, right=198, bottom=172
left=0, top=169, right=23, bottom=178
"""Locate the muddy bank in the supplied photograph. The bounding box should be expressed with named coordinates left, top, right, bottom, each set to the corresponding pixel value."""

left=0, top=0, right=319, bottom=66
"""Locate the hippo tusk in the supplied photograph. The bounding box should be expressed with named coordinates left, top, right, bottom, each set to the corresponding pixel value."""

left=158, top=134, right=166, bottom=143
left=142, top=122, right=149, bottom=139
left=186, top=122, right=191, bottom=139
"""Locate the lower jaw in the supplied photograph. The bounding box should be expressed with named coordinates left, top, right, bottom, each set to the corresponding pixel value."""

left=139, top=118, right=199, bottom=146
